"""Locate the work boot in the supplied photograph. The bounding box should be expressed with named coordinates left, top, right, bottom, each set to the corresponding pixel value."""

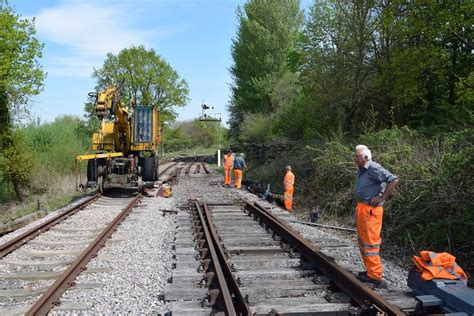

left=357, top=271, right=367, bottom=277
left=356, top=273, right=382, bottom=286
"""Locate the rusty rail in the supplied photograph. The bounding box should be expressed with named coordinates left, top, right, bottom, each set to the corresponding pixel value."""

left=193, top=201, right=239, bottom=315
left=26, top=193, right=142, bottom=315
left=245, top=201, right=405, bottom=316
left=0, top=193, right=100, bottom=259
left=201, top=160, right=211, bottom=174
left=202, top=203, right=249, bottom=315
left=185, top=156, right=199, bottom=175
left=158, top=161, right=179, bottom=179
left=291, top=220, right=357, bottom=232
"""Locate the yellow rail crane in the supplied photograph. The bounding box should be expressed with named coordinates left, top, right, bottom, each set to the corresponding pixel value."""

left=76, top=81, right=161, bottom=192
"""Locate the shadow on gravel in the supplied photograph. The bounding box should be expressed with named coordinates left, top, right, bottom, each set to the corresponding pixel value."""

left=101, top=188, right=141, bottom=198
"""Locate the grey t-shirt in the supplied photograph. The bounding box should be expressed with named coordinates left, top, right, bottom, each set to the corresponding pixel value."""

left=354, top=160, right=397, bottom=205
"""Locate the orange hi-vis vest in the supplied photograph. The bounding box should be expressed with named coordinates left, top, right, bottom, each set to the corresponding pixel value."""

left=224, top=154, right=234, bottom=170
left=413, top=251, right=468, bottom=281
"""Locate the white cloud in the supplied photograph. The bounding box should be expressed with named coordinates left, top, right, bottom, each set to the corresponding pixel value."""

left=36, top=3, right=150, bottom=55
left=33, top=1, right=169, bottom=78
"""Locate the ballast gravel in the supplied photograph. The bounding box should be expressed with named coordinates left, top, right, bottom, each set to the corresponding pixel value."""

left=48, top=194, right=176, bottom=315
left=0, top=194, right=99, bottom=246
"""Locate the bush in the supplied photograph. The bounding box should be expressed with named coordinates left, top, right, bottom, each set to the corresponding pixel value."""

left=0, top=116, right=90, bottom=201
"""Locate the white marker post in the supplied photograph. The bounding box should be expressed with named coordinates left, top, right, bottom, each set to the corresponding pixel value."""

left=217, top=149, right=221, bottom=167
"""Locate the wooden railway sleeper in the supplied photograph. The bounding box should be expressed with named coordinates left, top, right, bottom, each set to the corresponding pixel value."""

left=195, top=231, right=204, bottom=241
left=200, top=248, right=209, bottom=258
left=206, top=272, right=215, bottom=287
left=203, top=258, right=211, bottom=271
left=207, top=288, right=220, bottom=305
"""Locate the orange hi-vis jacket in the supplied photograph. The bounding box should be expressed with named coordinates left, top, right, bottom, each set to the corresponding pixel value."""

left=284, top=171, right=295, bottom=189
left=284, top=171, right=295, bottom=211
left=413, top=251, right=468, bottom=281
left=224, top=153, right=234, bottom=170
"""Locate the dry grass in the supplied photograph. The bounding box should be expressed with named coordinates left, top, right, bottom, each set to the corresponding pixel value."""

left=0, top=173, right=84, bottom=225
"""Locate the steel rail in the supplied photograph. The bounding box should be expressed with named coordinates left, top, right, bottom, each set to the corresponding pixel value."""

left=203, top=203, right=250, bottom=315
left=0, top=193, right=100, bottom=259
left=185, top=156, right=200, bottom=175
left=201, top=159, right=211, bottom=174
left=291, top=220, right=357, bottom=232
left=246, top=201, right=405, bottom=316
left=157, top=161, right=180, bottom=178
left=194, top=202, right=237, bottom=316
left=26, top=193, right=142, bottom=316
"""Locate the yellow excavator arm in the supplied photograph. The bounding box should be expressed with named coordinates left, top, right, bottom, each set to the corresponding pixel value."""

left=89, top=82, right=131, bottom=153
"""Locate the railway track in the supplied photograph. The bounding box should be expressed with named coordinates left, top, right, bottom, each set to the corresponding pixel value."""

left=184, top=156, right=211, bottom=176
left=0, top=192, right=141, bottom=315
left=166, top=198, right=418, bottom=315
left=0, top=157, right=211, bottom=315
left=0, top=157, right=429, bottom=315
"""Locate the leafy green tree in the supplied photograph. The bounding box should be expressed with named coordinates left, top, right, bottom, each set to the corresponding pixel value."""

left=239, top=113, right=274, bottom=143
left=0, top=2, right=45, bottom=201
left=296, top=0, right=473, bottom=138
left=229, top=0, right=303, bottom=137
left=386, top=1, right=474, bottom=130
left=80, top=101, right=99, bottom=136
left=162, top=119, right=224, bottom=152
left=92, top=45, right=189, bottom=123
left=299, top=1, right=383, bottom=137
left=0, top=3, right=45, bottom=131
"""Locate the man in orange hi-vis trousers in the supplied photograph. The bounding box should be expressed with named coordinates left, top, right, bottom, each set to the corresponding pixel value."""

left=283, top=166, right=295, bottom=211
left=354, top=145, right=398, bottom=286
left=223, top=150, right=234, bottom=186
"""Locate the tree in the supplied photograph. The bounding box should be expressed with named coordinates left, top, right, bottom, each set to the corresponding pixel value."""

left=229, top=0, right=303, bottom=137
left=0, top=2, right=46, bottom=201
left=91, top=45, right=189, bottom=123
left=0, top=3, right=45, bottom=130
left=386, top=1, right=474, bottom=130
left=297, top=0, right=473, bottom=138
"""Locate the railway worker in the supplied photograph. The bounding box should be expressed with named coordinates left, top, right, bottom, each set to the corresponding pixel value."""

left=223, top=150, right=234, bottom=186
left=233, top=153, right=247, bottom=189
left=283, top=165, right=295, bottom=212
left=353, top=144, right=398, bottom=286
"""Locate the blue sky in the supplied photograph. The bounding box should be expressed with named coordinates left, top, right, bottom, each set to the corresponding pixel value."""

left=11, top=0, right=311, bottom=126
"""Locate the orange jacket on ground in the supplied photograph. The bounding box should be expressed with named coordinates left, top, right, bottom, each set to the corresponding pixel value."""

left=224, top=153, right=234, bottom=170
left=413, top=251, right=468, bottom=281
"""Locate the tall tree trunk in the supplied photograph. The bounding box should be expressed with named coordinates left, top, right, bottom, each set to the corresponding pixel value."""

left=0, top=85, right=11, bottom=151
left=12, top=178, right=26, bottom=202
left=0, top=86, right=25, bottom=202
